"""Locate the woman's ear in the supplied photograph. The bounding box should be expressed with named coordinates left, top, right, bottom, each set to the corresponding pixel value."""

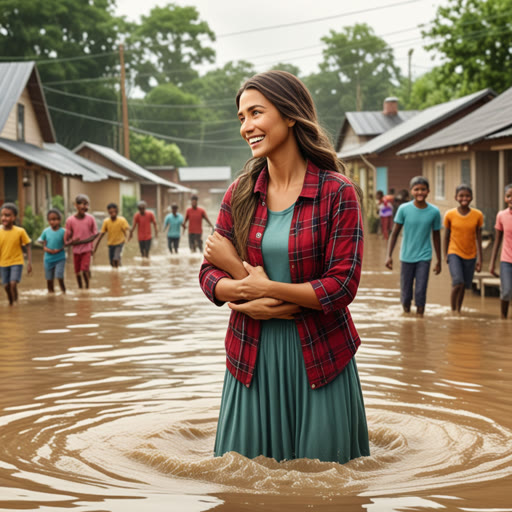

left=287, top=118, right=296, bottom=127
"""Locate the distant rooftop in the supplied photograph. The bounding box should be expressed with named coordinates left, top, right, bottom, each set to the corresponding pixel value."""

left=340, top=88, right=495, bottom=159
left=400, top=86, right=512, bottom=154
left=0, top=61, right=55, bottom=142
left=178, top=167, right=232, bottom=182
left=74, top=141, right=178, bottom=188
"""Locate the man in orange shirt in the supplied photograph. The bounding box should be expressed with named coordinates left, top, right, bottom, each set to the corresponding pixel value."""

left=129, top=201, right=158, bottom=258
left=182, top=195, right=213, bottom=253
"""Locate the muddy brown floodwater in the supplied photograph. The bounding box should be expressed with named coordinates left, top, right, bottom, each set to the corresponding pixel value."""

left=0, top=234, right=511, bottom=512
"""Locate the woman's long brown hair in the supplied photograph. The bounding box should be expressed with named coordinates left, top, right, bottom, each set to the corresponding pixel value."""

left=231, top=70, right=362, bottom=260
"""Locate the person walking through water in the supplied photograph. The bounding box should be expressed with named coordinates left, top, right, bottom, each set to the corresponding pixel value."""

left=129, top=201, right=157, bottom=258
left=183, top=195, right=213, bottom=253
left=443, top=185, right=483, bottom=313
left=489, top=183, right=512, bottom=318
left=200, top=70, right=369, bottom=463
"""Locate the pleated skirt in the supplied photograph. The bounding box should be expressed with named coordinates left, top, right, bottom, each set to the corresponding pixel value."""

left=214, top=319, right=370, bottom=463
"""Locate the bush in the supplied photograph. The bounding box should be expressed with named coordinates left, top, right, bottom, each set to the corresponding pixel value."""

left=22, top=205, right=45, bottom=243
left=122, top=195, right=138, bottom=222
left=51, top=195, right=65, bottom=214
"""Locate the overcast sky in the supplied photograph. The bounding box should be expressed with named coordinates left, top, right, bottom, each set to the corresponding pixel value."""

left=116, top=0, right=445, bottom=79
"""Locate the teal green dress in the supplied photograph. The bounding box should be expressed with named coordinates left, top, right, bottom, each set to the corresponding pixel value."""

left=214, top=203, right=370, bottom=463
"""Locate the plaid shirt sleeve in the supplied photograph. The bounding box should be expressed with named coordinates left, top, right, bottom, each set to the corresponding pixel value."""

left=199, top=181, right=237, bottom=307
left=310, top=180, right=363, bottom=314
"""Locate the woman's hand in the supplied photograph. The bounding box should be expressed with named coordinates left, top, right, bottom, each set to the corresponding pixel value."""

left=204, top=231, right=246, bottom=278
left=228, top=297, right=300, bottom=320
left=238, top=261, right=271, bottom=300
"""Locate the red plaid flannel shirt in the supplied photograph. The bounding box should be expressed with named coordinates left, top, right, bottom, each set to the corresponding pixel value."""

left=199, top=161, right=363, bottom=390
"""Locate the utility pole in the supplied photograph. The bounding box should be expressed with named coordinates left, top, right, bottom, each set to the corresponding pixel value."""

left=408, top=49, right=414, bottom=103
left=119, top=44, right=130, bottom=159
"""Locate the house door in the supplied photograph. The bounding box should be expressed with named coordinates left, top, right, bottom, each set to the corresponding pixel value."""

left=376, top=167, right=388, bottom=194
left=3, top=167, right=18, bottom=203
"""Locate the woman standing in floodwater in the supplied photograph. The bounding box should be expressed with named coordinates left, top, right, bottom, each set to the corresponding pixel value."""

left=199, top=70, right=369, bottom=463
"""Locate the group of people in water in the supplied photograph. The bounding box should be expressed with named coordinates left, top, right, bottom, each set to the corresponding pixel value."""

left=0, top=194, right=212, bottom=303
left=1, top=71, right=511, bottom=468
left=377, top=179, right=512, bottom=318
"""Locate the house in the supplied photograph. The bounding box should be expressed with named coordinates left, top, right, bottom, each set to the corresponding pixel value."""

left=145, top=165, right=193, bottom=214
left=74, top=141, right=186, bottom=222
left=0, top=61, right=121, bottom=218
left=175, top=166, right=232, bottom=212
left=338, top=89, right=495, bottom=211
left=336, top=97, right=419, bottom=154
left=45, top=143, right=127, bottom=215
left=399, top=86, right=512, bottom=230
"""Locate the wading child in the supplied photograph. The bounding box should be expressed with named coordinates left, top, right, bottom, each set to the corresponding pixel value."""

left=94, top=203, right=130, bottom=267
left=0, top=203, right=32, bottom=305
left=489, top=183, right=512, bottom=318
left=129, top=201, right=157, bottom=258
left=163, top=204, right=183, bottom=254
left=385, top=176, right=442, bottom=316
left=444, top=185, right=483, bottom=312
left=65, top=194, right=98, bottom=289
left=183, top=195, right=213, bottom=253
left=376, top=190, right=393, bottom=240
left=38, top=208, right=67, bottom=293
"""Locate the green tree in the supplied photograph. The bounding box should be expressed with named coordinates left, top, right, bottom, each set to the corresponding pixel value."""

left=128, top=3, right=215, bottom=92
left=405, top=68, right=455, bottom=109
left=269, top=63, right=301, bottom=76
left=0, top=0, right=125, bottom=147
left=422, top=0, right=512, bottom=96
left=305, top=24, right=401, bottom=141
left=320, top=24, right=401, bottom=112
left=129, top=132, right=186, bottom=167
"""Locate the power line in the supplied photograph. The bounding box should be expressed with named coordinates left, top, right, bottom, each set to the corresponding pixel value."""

left=45, top=104, right=247, bottom=149
left=43, top=85, right=235, bottom=108
left=217, top=0, right=424, bottom=38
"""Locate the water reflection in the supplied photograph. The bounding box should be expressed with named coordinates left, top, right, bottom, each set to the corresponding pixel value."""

left=0, top=235, right=511, bottom=511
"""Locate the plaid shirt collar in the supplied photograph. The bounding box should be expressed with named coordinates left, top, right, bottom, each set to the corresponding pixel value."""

left=254, top=161, right=321, bottom=201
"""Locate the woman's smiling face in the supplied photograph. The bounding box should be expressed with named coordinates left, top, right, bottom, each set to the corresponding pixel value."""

left=238, top=88, right=295, bottom=159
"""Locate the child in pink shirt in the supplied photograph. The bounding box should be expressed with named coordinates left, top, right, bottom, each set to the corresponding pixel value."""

left=489, top=184, right=512, bottom=318
left=65, top=194, right=98, bottom=289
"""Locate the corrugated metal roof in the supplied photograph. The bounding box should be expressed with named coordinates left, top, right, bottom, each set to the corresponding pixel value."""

left=346, top=111, right=419, bottom=136
left=0, top=137, right=103, bottom=182
left=486, top=126, right=512, bottom=139
left=0, top=62, right=33, bottom=133
left=340, top=88, right=495, bottom=159
left=74, top=141, right=178, bottom=188
left=0, top=61, right=56, bottom=142
left=399, top=87, right=512, bottom=154
left=178, top=167, right=231, bottom=182
left=45, top=143, right=127, bottom=181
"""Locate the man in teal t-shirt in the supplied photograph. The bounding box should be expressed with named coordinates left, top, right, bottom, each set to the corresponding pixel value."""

left=163, top=204, right=184, bottom=254
left=385, top=176, right=442, bottom=316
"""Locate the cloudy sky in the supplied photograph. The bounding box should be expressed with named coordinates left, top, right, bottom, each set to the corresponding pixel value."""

left=116, top=0, right=445, bottom=78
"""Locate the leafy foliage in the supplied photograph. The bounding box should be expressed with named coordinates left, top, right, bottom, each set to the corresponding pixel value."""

left=122, top=195, right=138, bottom=222
left=129, top=133, right=186, bottom=167
left=422, top=0, right=512, bottom=97
left=22, top=205, right=45, bottom=243
left=127, top=3, right=215, bottom=92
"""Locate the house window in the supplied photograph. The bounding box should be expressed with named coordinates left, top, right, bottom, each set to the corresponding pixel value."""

left=461, top=159, right=471, bottom=187
left=435, top=162, right=445, bottom=200
left=17, top=104, right=25, bottom=141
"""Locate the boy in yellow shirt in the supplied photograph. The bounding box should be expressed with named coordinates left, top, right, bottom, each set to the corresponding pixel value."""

left=443, top=185, right=483, bottom=312
left=0, top=203, right=32, bottom=305
left=93, top=203, right=130, bottom=268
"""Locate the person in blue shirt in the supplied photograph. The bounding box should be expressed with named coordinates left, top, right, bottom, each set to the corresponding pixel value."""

left=385, top=176, right=442, bottom=316
left=163, top=204, right=184, bottom=254
left=38, top=209, right=67, bottom=293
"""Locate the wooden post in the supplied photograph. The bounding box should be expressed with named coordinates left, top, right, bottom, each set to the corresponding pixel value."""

left=17, top=167, right=24, bottom=221
left=156, top=184, right=162, bottom=223
left=119, top=44, right=130, bottom=159
left=498, top=150, right=505, bottom=209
